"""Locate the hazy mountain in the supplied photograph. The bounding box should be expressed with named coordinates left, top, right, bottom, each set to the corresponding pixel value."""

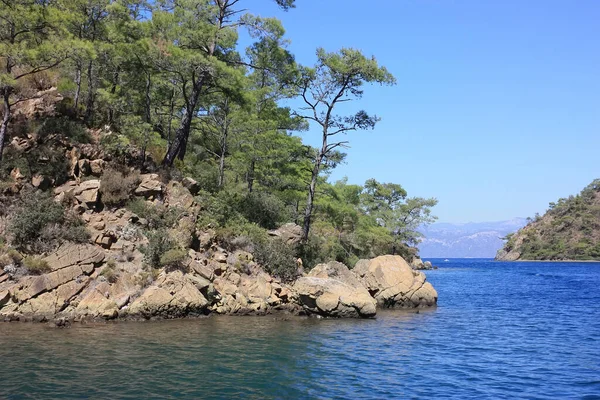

left=418, top=218, right=528, bottom=258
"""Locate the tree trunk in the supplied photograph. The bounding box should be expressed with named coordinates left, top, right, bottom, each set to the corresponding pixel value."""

left=0, top=89, right=11, bottom=162
left=84, top=60, right=95, bottom=126
left=218, top=135, right=227, bottom=188
left=107, top=70, right=119, bottom=125
left=74, top=64, right=82, bottom=110
left=247, top=159, right=255, bottom=193
left=302, top=128, right=328, bottom=242
left=144, top=71, right=152, bottom=124
left=163, top=83, right=201, bottom=166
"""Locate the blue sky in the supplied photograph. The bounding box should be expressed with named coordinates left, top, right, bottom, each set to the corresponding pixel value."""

left=247, top=0, right=600, bottom=223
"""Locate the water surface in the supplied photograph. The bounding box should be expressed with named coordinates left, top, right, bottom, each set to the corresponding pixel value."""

left=1, top=259, right=600, bottom=399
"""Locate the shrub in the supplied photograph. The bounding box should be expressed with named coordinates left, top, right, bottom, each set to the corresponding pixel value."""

left=159, top=248, right=188, bottom=271
left=8, top=191, right=89, bottom=253
left=36, top=117, right=90, bottom=143
left=100, top=166, right=140, bottom=207
left=126, top=199, right=183, bottom=230
left=22, top=257, right=51, bottom=275
left=239, top=192, right=288, bottom=229
left=100, top=259, right=118, bottom=283
left=141, top=229, right=176, bottom=269
left=254, top=238, right=299, bottom=282
left=9, top=191, right=66, bottom=248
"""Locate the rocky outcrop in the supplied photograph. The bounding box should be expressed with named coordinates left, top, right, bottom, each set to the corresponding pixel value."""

left=293, top=261, right=377, bottom=318
left=0, top=244, right=105, bottom=321
left=353, top=255, right=437, bottom=308
left=294, top=277, right=376, bottom=318
left=410, top=257, right=434, bottom=270
left=268, top=223, right=303, bottom=245
left=126, top=271, right=209, bottom=318
left=0, top=163, right=438, bottom=322
left=135, top=174, right=164, bottom=198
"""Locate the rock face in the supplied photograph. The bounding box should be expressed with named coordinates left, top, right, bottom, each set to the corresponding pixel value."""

left=0, top=244, right=105, bottom=320
left=294, top=276, right=376, bottom=318
left=135, top=174, right=164, bottom=198
left=268, top=223, right=303, bottom=245
left=127, top=271, right=209, bottom=318
left=353, top=255, right=437, bottom=308
left=293, top=261, right=376, bottom=318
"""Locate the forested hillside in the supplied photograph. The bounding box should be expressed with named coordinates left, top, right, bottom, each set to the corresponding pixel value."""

left=496, top=180, right=600, bottom=261
left=0, top=0, right=437, bottom=273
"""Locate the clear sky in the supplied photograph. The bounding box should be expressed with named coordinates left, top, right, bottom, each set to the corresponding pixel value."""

left=247, top=0, right=600, bottom=223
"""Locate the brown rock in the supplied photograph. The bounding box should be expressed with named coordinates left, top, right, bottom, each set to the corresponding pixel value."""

left=74, top=179, right=100, bottom=205
left=78, top=159, right=91, bottom=176
left=10, top=168, right=25, bottom=181
left=32, top=175, right=52, bottom=190
left=89, top=159, right=105, bottom=176
left=135, top=174, right=163, bottom=197
left=308, top=261, right=363, bottom=288
left=127, top=271, right=208, bottom=318
left=268, top=223, right=303, bottom=245
left=182, top=177, right=200, bottom=195
left=353, top=255, right=437, bottom=308
left=294, top=276, right=376, bottom=318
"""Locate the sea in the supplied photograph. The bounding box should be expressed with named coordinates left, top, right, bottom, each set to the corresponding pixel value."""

left=1, top=259, right=599, bottom=399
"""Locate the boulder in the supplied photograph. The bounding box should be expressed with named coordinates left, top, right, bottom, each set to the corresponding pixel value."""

left=166, top=181, right=197, bottom=211
left=308, top=261, right=363, bottom=288
left=294, top=276, right=376, bottom=318
left=135, top=174, right=163, bottom=198
left=411, top=257, right=433, bottom=270
left=182, top=177, right=200, bottom=195
left=411, top=257, right=424, bottom=270
left=74, top=179, right=100, bottom=205
left=78, top=159, right=91, bottom=176
left=268, top=223, right=303, bottom=245
left=31, top=175, right=52, bottom=190
left=89, top=159, right=105, bottom=176
left=127, top=271, right=208, bottom=318
left=353, top=255, right=437, bottom=308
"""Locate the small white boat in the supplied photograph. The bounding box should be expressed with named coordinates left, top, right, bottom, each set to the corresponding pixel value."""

left=444, top=259, right=449, bottom=262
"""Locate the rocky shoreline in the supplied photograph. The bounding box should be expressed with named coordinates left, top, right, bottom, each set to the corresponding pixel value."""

left=0, top=243, right=437, bottom=323
left=0, top=136, right=437, bottom=324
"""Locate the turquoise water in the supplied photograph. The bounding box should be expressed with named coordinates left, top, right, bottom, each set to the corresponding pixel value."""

left=1, top=259, right=600, bottom=399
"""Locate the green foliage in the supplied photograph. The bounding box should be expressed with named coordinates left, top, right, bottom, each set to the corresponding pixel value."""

left=8, top=190, right=88, bottom=253
left=503, top=179, right=600, bottom=260
left=254, top=238, right=298, bottom=282
left=100, top=167, right=140, bottom=207
left=100, top=258, right=118, bottom=283
left=141, top=228, right=176, bottom=269
left=22, top=256, right=51, bottom=275
left=159, top=248, right=188, bottom=271
left=37, top=117, right=91, bottom=143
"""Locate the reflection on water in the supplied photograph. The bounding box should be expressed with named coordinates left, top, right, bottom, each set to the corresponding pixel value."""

left=2, top=260, right=600, bottom=399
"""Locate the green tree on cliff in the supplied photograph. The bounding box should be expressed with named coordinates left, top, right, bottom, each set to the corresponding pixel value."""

left=295, top=48, right=396, bottom=242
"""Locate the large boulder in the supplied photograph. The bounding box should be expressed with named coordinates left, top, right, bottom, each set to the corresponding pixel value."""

left=294, top=276, right=376, bottom=318
left=268, top=223, right=303, bottom=245
left=126, top=271, right=208, bottom=318
left=74, top=179, right=101, bottom=205
left=353, top=255, right=437, bottom=308
left=135, top=174, right=164, bottom=198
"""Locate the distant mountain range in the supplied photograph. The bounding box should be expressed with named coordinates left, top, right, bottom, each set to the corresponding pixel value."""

left=418, top=218, right=528, bottom=258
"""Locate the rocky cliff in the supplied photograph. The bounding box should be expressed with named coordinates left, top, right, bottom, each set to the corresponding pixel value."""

left=496, top=180, right=600, bottom=261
